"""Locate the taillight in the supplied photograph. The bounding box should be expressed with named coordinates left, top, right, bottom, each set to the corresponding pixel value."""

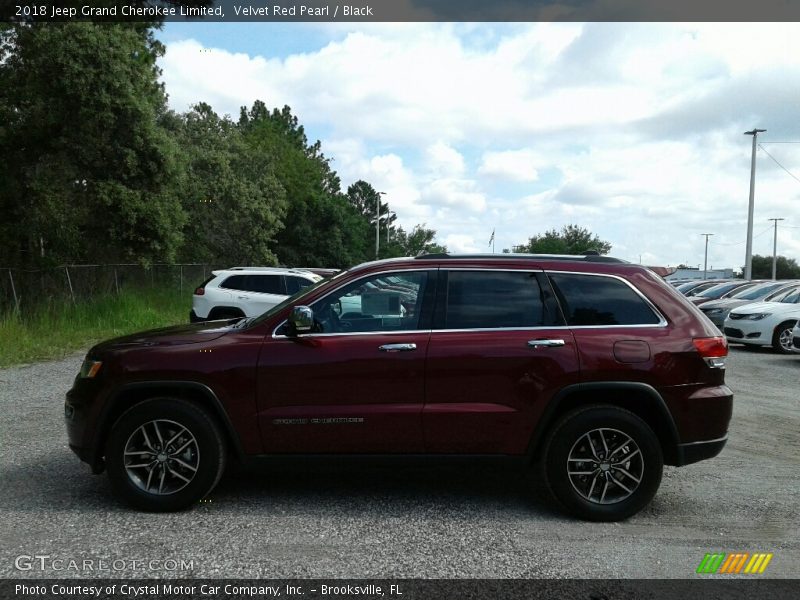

left=194, top=287, right=205, bottom=295
left=693, top=336, right=728, bottom=369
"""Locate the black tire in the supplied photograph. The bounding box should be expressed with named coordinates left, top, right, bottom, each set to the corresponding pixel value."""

left=771, top=321, right=796, bottom=354
left=105, top=398, right=226, bottom=511
left=542, top=405, right=663, bottom=521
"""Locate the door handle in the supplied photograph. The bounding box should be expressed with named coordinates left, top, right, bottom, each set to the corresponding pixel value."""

left=527, top=339, right=566, bottom=348
left=379, top=343, right=417, bottom=352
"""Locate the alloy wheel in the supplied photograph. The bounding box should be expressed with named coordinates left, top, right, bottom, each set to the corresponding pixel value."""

left=566, top=428, right=644, bottom=505
left=123, top=419, right=200, bottom=495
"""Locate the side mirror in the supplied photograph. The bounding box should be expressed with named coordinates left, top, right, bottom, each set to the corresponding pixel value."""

left=288, top=306, right=314, bottom=333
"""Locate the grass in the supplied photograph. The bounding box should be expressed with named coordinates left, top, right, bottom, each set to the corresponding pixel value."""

left=0, top=287, right=191, bottom=368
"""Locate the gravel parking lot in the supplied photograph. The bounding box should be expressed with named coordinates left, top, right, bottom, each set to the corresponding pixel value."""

left=1, top=346, right=797, bottom=579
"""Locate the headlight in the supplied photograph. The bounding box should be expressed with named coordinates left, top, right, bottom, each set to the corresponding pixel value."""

left=79, top=359, right=103, bottom=378
left=742, top=313, right=771, bottom=320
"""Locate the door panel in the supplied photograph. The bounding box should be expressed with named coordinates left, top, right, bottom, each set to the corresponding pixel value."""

left=422, top=268, right=577, bottom=454
left=423, top=329, right=578, bottom=454
left=256, top=269, right=434, bottom=454
left=257, top=333, right=429, bottom=453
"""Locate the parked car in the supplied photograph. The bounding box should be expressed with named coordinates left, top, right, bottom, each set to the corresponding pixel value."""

left=791, top=320, right=800, bottom=353
left=723, top=287, right=800, bottom=353
left=66, top=254, right=732, bottom=521
left=190, top=267, right=322, bottom=322
left=676, top=280, right=728, bottom=295
left=700, top=281, right=800, bottom=329
left=293, top=267, right=341, bottom=278
left=688, top=280, right=760, bottom=306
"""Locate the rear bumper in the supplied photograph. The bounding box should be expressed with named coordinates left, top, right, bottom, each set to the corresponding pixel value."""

left=189, top=309, right=206, bottom=323
left=675, top=435, right=728, bottom=466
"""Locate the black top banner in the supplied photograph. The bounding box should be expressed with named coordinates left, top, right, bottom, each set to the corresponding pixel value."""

left=3, top=0, right=800, bottom=22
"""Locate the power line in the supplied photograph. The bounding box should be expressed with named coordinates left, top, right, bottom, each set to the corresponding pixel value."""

left=715, top=225, right=773, bottom=246
left=758, top=144, right=800, bottom=185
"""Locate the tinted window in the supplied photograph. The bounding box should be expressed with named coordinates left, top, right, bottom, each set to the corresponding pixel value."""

left=220, top=275, right=248, bottom=291
left=443, top=271, right=546, bottom=329
left=767, top=286, right=800, bottom=301
left=779, top=289, right=800, bottom=304
left=309, top=271, right=428, bottom=334
left=548, top=273, right=661, bottom=326
left=285, top=275, right=315, bottom=295
left=697, top=281, right=750, bottom=299
left=247, top=274, right=284, bottom=294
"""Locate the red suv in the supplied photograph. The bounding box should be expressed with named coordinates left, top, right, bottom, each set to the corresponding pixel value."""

left=65, top=254, right=732, bottom=520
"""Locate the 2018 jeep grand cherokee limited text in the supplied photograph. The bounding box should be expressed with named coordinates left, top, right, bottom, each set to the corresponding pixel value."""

left=65, top=254, right=733, bottom=520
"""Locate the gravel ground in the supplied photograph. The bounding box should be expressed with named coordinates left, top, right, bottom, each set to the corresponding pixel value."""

left=0, top=346, right=797, bottom=579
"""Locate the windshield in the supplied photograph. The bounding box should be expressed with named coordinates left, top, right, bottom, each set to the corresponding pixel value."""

left=676, top=281, right=705, bottom=292
left=248, top=270, right=347, bottom=327
left=697, top=281, right=748, bottom=299
left=765, top=285, right=800, bottom=302
left=731, top=281, right=786, bottom=300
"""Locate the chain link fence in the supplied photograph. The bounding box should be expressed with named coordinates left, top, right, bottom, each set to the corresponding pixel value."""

left=0, top=264, right=223, bottom=314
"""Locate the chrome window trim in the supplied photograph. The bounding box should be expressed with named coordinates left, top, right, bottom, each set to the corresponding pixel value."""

left=271, top=265, right=668, bottom=338
left=271, top=267, right=433, bottom=339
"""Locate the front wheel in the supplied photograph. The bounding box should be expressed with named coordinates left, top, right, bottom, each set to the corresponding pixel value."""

left=542, top=405, right=663, bottom=521
left=105, top=398, right=227, bottom=511
left=772, top=321, right=797, bottom=354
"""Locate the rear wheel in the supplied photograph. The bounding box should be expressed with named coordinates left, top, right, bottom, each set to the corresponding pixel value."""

left=105, top=398, right=226, bottom=511
left=542, top=405, right=663, bottom=521
left=772, top=321, right=796, bottom=354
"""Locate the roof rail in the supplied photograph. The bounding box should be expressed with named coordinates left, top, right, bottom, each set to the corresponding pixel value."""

left=414, top=253, right=628, bottom=264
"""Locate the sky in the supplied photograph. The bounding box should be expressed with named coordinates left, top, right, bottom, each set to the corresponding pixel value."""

left=158, top=22, right=800, bottom=270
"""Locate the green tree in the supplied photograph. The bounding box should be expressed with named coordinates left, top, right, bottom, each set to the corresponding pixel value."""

left=0, top=22, right=185, bottom=267
left=171, top=103, right=286, bottom=266
left=239, top=102, right=370, bottom=268
left=511, top=224, right=612, bottom=255
left=749, top=255, right=800, bottom=279
left=385, top=225, right=447, bottom=257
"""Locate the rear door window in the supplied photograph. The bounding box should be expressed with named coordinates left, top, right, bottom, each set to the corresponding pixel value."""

left=548, top=273, right=661, bottom=326
left=246, top=275, right=285, bottom=295
left=220, top=275, right=248, bottom=291
left=441, top=270, right=551, bottom=329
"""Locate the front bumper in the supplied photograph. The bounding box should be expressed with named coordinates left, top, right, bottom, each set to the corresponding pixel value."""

left=65, top=378, right=107, bottom=473
left=723, top=320, right=767, bottom=345
left=701, top=310, right=728, bottom=330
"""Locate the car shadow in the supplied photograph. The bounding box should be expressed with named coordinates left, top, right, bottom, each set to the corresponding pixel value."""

left=2, top=450, right=564, bottom=520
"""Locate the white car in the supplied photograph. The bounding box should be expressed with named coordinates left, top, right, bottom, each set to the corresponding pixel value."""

left=190, top=267, right=322, bottom=322
left=722, top=287, right=800, bottom=353
left=791, top=320, right=800, bottom=353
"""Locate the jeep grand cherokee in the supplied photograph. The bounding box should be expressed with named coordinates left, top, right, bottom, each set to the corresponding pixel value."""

left=65, top=254, right=732, bottom=521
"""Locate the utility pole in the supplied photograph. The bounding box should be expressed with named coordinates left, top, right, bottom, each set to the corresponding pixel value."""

left=376, top=192, right=386, bottom=260
left=744, top=128, right=766, bottom=280
left=386, top=211, right=395, bottom=243
left=701, top=233, right=714, bottom=280
left=768, top=218, right=785, bottom=280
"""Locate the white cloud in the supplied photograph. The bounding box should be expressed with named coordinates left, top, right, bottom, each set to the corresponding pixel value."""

left=159, top=23, right=800, bottom=267
left=425, top=142, right=466, bottom=177
left=479, top=149, right=541, bottom=182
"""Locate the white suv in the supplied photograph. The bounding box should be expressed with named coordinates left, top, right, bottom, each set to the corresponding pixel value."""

left=190, top=267, right=322, bottom=322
